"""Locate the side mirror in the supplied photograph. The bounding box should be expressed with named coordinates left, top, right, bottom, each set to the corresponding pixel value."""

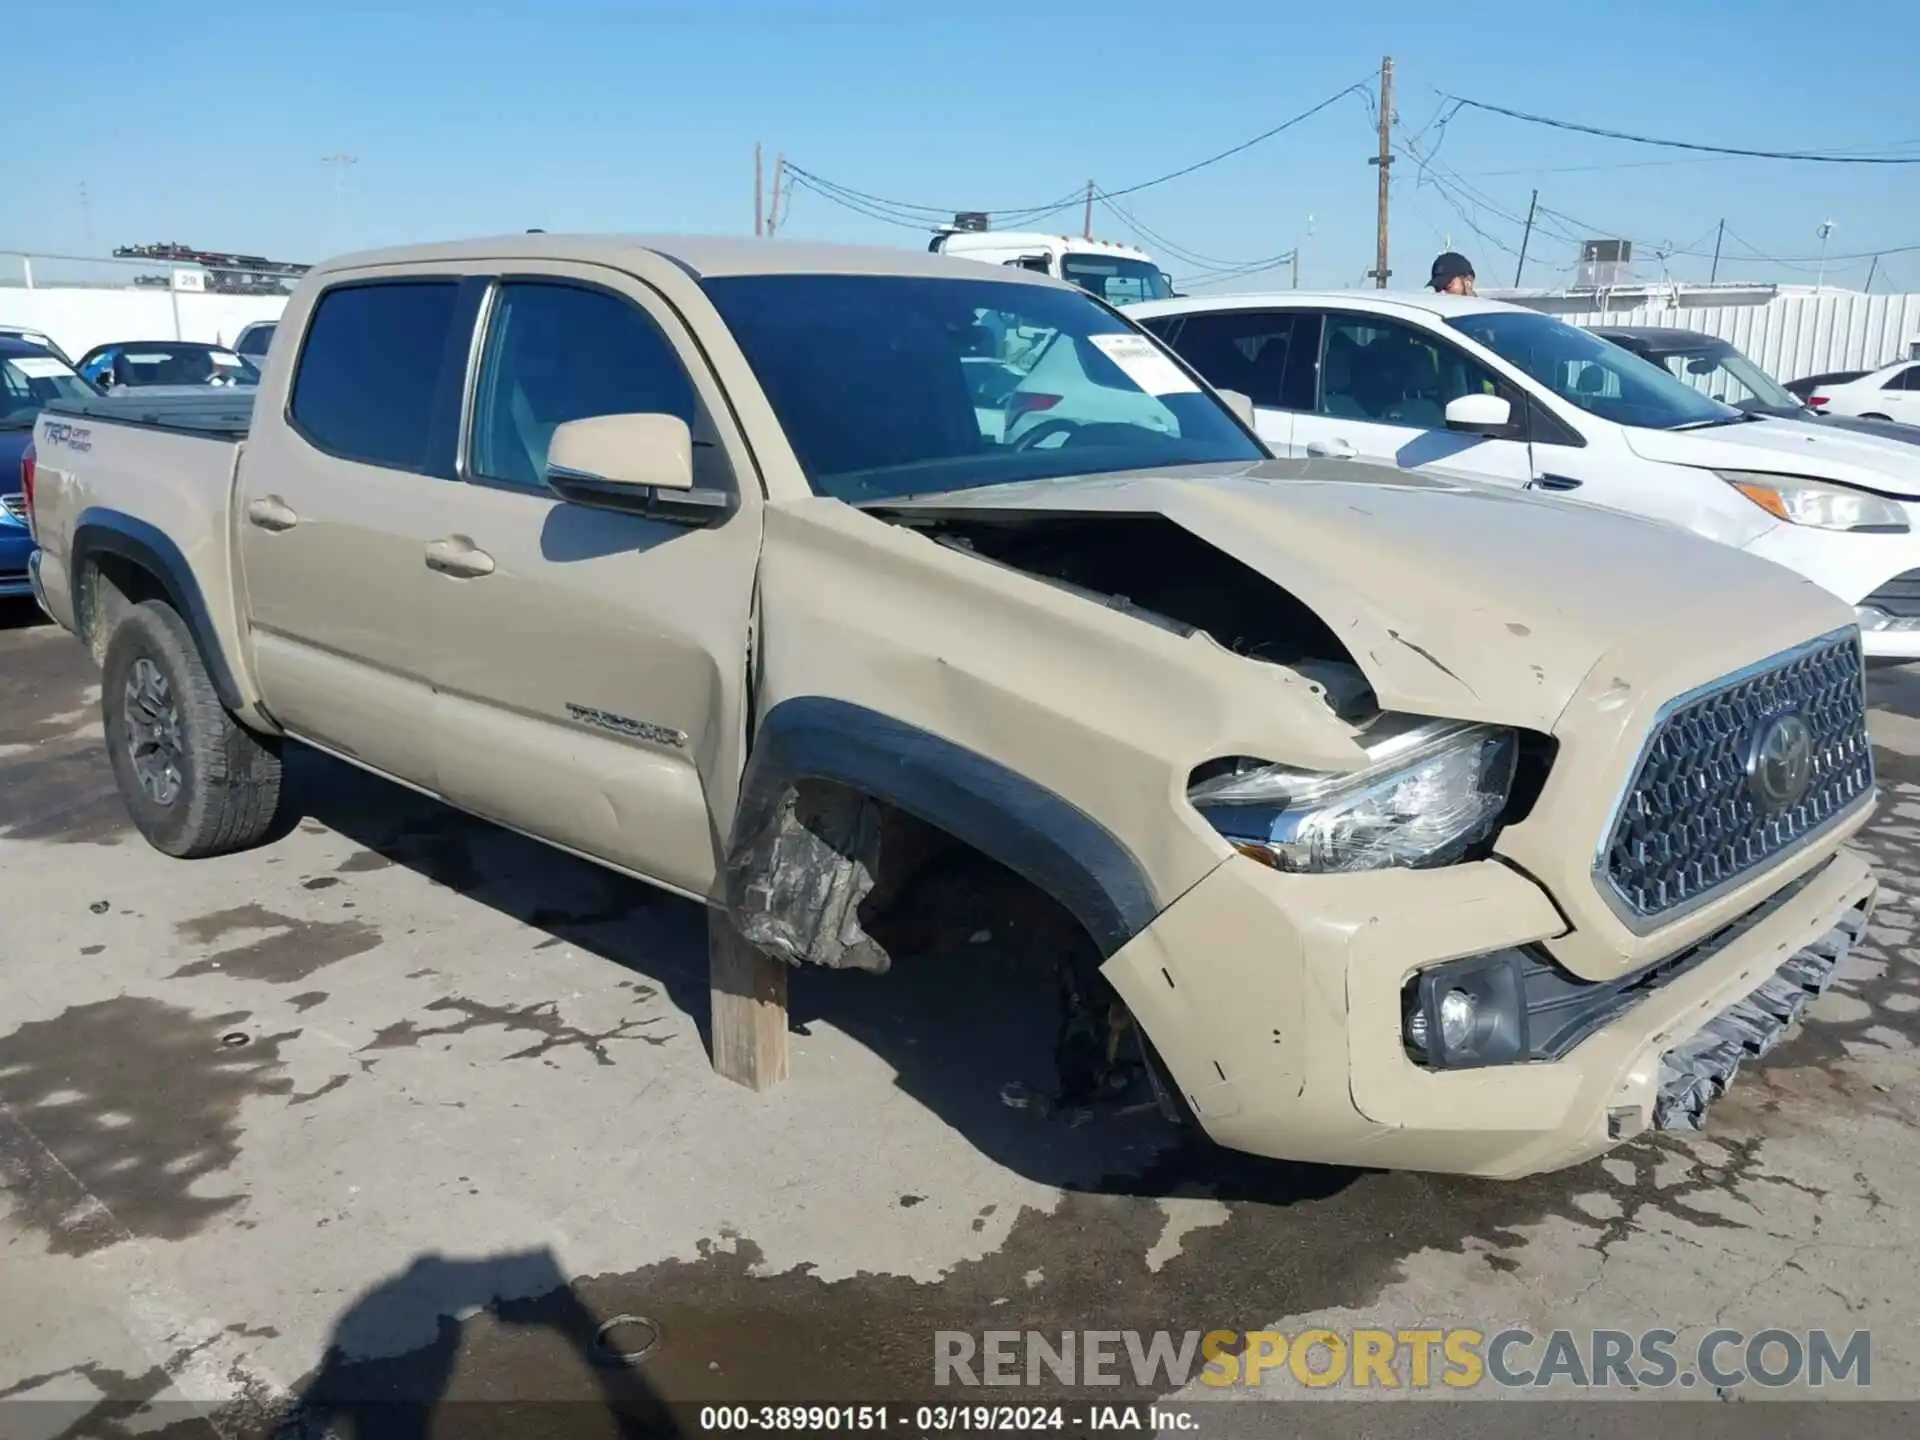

left=1444, top=393, right=1514, bottom=435
left=544, top=413, right=732, bottom=525
left=1216, top=389, right=1257, bottom=427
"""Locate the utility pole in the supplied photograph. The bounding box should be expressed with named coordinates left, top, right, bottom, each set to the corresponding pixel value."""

left=1815, top=219, right=1835, bottom=293
left=1709, top=219, right=1724, bottom=283
left=1083, top=180, right=1095, bottom=240
left=1291, top=248, right=1299, bottom=290
left=767, top=155, right=784, bottom=237
left=755, top=144, right=764, bottom=237
left=1513, top=188, right=1538, bottom=287
left=1866, top=253, right=1881, bottom=292
left=1368, top=56, right=1394, bottom=288
left=322, top=154, right=357, bottom=253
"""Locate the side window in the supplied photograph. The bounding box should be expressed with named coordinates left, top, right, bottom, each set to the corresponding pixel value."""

left=469, top=282, right=697, bottom=490
left=1884, top=366, right=1920, bottom=392
left=1136, top=315, right=1183, bottom=344
left=1319, top=314, right=1505, bottom=428
left=290, top=282, right=461, bottom=471
left=1164, top=310, right=1319, bottom=412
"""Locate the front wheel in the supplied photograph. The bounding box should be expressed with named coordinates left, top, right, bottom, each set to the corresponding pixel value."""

left=101, top=599, right=283, bottom=857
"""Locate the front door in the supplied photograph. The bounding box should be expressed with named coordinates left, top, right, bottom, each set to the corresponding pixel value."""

left=236, top=276, right=477, bottom=789
left=427, top=268, right=763, bottom=899
left=1289, top=311, right=1538, bottom=487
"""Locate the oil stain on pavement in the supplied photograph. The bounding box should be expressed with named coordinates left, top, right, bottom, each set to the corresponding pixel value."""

left=0, top=997, right=296, bottom=1252
left=169, top=903, right=382, bottom=985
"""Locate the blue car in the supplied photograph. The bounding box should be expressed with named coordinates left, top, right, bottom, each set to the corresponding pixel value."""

left=1, top=335, right=96, bottom=599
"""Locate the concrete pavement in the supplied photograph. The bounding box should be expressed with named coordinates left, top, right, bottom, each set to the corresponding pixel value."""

left=4, top=599, right=1920, bottom=1437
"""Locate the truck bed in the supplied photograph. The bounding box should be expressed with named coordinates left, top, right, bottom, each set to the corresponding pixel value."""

left=45, top=390, right=255, bottom=439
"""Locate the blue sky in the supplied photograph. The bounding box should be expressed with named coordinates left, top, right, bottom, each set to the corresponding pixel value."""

left=7, top=0, right=1918, bottom=292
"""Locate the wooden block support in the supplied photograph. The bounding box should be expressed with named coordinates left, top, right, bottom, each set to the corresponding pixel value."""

left=708, top=907, right=790, bottom=1091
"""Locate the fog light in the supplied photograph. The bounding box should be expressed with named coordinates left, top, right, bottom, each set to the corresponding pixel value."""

left=1438, top=989, right=1479, bottom=1050
left=1402, top=950, right=1530, bottom=1069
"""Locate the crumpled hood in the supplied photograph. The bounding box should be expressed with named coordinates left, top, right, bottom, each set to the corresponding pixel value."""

left=1624, top=414, right=1920, bottom=500
left=880, top=459, right=1848, bottom=732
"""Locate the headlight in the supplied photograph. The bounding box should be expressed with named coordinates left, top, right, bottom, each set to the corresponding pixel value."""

left=1189, top=718, right=1518, bottom=873
left=1715, top=470, right=1910, bottom=533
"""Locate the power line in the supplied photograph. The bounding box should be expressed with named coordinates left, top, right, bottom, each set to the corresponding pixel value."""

left=782, top=74, right=1375, bottom=236
left=1095, top=194, right=1295, bottom=274
left=1442, top=95, right=1920, bottom=164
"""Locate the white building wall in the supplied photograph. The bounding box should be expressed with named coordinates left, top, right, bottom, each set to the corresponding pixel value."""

left=0, top=286, right=286, bottom=361
left=1498, top=286, right=1920, bottom=383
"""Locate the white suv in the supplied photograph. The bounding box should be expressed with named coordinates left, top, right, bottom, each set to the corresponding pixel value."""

left=1134, top=291, right=1920, bottom=662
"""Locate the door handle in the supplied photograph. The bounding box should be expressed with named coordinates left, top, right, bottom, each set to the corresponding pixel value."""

left=1530, top=474, right=1584, bottom=492
left=245, top=496, right=298, bottom=532
left=1306, top=438, right=1357, bottom=459
left=424, top=537, right=496, bottom=578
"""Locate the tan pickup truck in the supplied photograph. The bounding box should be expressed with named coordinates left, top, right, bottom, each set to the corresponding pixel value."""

left=24, top=235, right=1879, bottom=1177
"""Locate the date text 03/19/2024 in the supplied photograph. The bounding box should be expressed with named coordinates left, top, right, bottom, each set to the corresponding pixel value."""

left=696, top=1404, right=1185, bottom=1433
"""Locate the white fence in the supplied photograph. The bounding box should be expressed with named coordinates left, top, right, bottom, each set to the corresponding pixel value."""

left=0, top=252, right=291, bottom=360
left=1500, top=286, right=1920, bottom=384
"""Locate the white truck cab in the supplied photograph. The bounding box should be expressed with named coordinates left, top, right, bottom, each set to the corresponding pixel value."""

left=930, top=228, right=1174, bottom=307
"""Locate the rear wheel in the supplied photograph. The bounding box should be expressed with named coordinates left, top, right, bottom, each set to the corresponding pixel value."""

left=1863, top=412, right=1894, bottom=421
left=101, top=599, right=283, bottom=857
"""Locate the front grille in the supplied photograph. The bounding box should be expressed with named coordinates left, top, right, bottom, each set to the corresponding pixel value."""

left=1860, top=567, right=1920, bottom=619
left=1599, top=631, right=1873, bottom=926
left=0, top=494, right=24, bottom=523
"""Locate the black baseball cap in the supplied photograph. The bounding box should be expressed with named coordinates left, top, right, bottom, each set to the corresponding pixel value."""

left=1429, top=252, right=1475, bottom=289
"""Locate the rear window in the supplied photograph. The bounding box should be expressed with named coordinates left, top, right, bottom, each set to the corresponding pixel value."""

left=290, top=282, right=460, bottom=470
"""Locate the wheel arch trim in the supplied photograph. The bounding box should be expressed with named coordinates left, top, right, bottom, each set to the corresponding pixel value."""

left=69, top=508, right=244, bottom=711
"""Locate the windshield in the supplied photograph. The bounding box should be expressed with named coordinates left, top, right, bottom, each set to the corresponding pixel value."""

left=1642, top=343, right=1802, bottom=415
left=92, top=345, right=259, bottom=389
left=1450, top=311, right=1739, bottom=430
left=1058, top=255, right=1174, bottom=306
left=0, top=352, right=94, bottom=429
left=702, top=274, right=1260, bottom=503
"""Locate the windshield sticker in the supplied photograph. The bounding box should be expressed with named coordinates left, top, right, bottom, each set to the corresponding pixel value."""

left=8, top=356, right=75, bottom=379
left=1088, top=332, right=1199, bottom=396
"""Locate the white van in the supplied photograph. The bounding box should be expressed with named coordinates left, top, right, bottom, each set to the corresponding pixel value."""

left=1134, top=290, right=1920, bottom=661
left=930, top=229, right=1174, bottom=307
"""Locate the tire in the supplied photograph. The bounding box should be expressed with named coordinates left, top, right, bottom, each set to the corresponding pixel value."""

left=101, top=599, right=282, bottom=858
left=1863, top=413, right=1894, bottom=422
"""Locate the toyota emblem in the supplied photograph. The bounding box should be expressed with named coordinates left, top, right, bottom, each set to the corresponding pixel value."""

left=1747, top=712, right=1815, bottom=812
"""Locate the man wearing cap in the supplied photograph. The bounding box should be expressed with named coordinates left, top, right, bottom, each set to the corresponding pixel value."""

left=1429, top=252, right=1476, bottom=296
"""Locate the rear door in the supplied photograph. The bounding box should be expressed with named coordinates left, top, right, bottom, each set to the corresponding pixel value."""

left=1873, top=364, right=1920, bottom=422
left=1288, top=311, right=1537, bottom=485
left=235, top=274, right=479, bottom=788
left=427, top=267, right=763, bottom=898
left=1146, top=308, right=1318, bottom=453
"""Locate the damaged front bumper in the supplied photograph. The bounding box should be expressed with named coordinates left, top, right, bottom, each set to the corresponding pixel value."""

left=1100, top=843, right=1878, bottom=1179
left=1654, top=909, right=1864, bottom=1130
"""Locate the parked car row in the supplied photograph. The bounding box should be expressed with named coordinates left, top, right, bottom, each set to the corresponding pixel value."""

left=17, top=234, right=1885, bottom=1181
